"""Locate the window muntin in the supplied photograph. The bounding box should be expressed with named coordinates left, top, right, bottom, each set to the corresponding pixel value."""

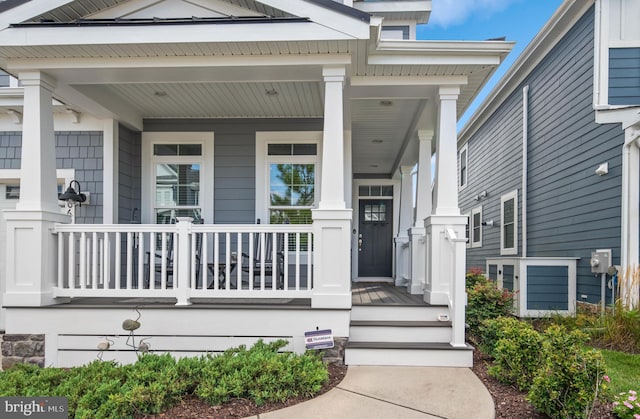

left=363, top=203, right=387, bottom=222
left=471, top=206, right=482, bottom=248
left=358, top=185, right=393, bottom=197
left=501, top=190, right=518, bottom=255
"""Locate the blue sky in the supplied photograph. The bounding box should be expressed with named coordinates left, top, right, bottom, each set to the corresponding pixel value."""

left=416, top=0, right=564, bottom=129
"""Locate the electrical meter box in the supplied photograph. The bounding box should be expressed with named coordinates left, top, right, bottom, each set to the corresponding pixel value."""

left=590, top=250, right=611, bottom=274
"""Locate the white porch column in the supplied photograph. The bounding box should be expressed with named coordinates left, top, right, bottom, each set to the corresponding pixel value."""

left=408, top=130, right=433, bottom=294
left=433, top=87, right=461, bottom=216
left=395, top=166, right=414, bottom=286
left=312, top=66, right=352, bottom=309
left=425, top=87, right=467, bottom=306
left=103, top=119, right=119, bottom=224
left=4, top=71, right=69, bottom=307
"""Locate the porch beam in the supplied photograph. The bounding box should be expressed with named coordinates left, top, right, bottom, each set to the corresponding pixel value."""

left=351, top=75, right=468, bottom=87
left=433, top=86, right=460, bottom=216
left=7, top=54, right=352, bottom=73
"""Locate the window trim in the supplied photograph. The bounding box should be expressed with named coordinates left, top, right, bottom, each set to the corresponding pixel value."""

left=464, top=212, right=471, bottom=248
left=500, top=190, right=518, bottom=255
left=255, top=131, right=322, bottom=224
left=471, top=205, right=482, bottom=248
left=458, top=143, right=468, bottom=191
left=141, top=132, right=214, bottom=224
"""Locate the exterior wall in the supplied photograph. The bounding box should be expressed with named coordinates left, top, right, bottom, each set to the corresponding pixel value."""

left=461, top=7, right=625, bottom=305
left=144, top=118, right=323, bottom=224
left=118, top=125, right=141, bottom=224
left=0, top=131, right=104, bottom=223
left=609, top=47, right=640, bottom=106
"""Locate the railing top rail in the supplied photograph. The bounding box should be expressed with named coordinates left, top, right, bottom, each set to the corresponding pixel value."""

left=191, top=224, right=313, bottom=233
left=54, top=223, right=314, bottom=234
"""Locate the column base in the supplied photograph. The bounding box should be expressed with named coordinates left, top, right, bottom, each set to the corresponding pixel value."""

left=394, top=235, right=410, bottom=286
left=408, top=226, right=426, bottom=295
left=424, top=290, right=450, bottom=306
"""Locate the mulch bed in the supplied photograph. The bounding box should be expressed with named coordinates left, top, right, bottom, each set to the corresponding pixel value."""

left=139, top=363, right=348, bottom=419
left=141, top=352, right=615, bottom=418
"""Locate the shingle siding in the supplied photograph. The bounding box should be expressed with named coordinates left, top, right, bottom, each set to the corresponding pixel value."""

left=460, top=6, right=624, bottom=304
left=0, top=131, right=104, bottom=223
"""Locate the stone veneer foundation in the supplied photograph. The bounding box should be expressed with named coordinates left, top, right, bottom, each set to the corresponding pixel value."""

left=1, top=334, right=45, bottom=369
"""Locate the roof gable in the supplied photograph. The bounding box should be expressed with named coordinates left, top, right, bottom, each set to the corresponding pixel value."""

left=87, top=0, right=264, bottom=20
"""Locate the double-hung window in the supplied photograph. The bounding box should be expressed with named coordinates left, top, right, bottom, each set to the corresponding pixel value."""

left=267, top=143, right=317, bottom=225
left=501, top=190, right=518, bottom=255
left=459, top=144, right=468, bottom=190
left=471, top=206, right=482, bottom=248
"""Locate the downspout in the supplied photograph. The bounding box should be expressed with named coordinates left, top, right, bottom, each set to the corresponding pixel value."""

left=522, top=85, right=529, bottom=257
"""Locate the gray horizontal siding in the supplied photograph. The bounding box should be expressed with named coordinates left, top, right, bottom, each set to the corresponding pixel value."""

left=609, top=47, right=640, bottom=106
left=118, top=125, right=141, bottom=224
left=144, top=118, right=323, bottom=224
left=460, top=6, right=624, bottom=304
left=0, top=131, right=104, bottom=224
left=526, top=266, right=568, bottom=310
left=526, top=7, right=623, bottom=304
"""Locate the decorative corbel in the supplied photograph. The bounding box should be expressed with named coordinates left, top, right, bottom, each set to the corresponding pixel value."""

left=65, top=109, right=81, bottom=124
left=6, top=109, right=22, bottom=124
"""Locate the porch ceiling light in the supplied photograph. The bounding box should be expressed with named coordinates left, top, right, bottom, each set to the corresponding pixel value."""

left=265, top=88, right=278, bottom=97
left=59, top=180, right=86, bottom=207
left=372, top=139, right=383, bottom=144
left=379, top=100, right=393, bottom=107
left=154, top=90, right=168, bottom=97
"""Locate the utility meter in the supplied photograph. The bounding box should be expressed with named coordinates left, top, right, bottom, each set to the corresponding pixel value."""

left=590, top=250, right=611, bottom=274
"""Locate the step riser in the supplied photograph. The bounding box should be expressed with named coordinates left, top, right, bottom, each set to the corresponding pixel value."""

left=351, top=306, right=449, bottom=322
left=345, top=348, right=473, bottom=367
left=349, top=326, right=451, bottom=343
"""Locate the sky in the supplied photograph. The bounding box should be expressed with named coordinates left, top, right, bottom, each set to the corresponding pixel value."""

left=416, top=0, right=564, bottom=130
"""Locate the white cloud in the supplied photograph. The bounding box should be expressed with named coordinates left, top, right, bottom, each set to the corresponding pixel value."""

left=429, top=0, right=521, bottom=27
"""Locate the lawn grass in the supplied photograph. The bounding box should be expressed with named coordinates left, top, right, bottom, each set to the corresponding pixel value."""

left=600, top=349, right=640, bottom=395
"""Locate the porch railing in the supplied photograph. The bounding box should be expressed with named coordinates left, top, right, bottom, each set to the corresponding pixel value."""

left=53, top=219, right=314, bottom=304
left=445, top=227, right=467, bottom=348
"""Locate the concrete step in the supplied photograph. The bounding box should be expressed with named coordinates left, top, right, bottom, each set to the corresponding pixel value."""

left=350, top=304, right=449, bottom=322
left=344, top=342, right=474, bottom=367
left=349, top=320, right=452, bottom=343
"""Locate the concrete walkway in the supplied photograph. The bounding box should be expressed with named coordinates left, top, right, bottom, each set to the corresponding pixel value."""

left=245, top=366, right=495, bottom=419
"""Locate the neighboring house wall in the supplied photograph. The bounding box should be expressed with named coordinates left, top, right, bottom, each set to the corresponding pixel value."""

left=118, top=125, right=141, bottom=224
left=0, top=131, right=104, bottom=224
left=461, top=7, right=624, bottom=304
left=144, top=118, right=323, bottom=224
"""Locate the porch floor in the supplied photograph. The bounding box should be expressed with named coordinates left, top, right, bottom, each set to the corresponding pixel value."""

left=351, top=282, right=429, bottom=306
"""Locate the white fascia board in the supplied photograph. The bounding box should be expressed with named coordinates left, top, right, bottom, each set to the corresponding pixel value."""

left=0, top=22, right=357, bottom=47
left=0, top=0, right=74, bottom=30
left=6, top=54, right=352, bottom=74
left=595, top=107, right=640, bottom=128
left=351, top=75, right=468, bottom=86
left=458, top=0, right=594, bottom=146
left=256, top=0, right=370, bottom=39
left=356, top=1, right=431, bottom=15
left=369, top=40, right=513, bottom=65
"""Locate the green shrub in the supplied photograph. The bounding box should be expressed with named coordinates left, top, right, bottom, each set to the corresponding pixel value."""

left=195, top=339, right=328, bottom=406
left=465, top=268, right=486, bottom=288
left=528, top=325, right=608, bottom=419
left=479, top=316, right=528, bottom=357
left=466, top=275, right=515, bottom=336
left=483, top=317, right=542, bottom=390
left=0, top=340, right=329, bottom=418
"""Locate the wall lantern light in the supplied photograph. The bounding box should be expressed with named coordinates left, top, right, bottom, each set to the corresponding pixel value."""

left=59, top=180, right=87, bottom=207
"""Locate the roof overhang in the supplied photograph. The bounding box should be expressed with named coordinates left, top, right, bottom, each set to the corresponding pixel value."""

left=354, top=0, right=431, bottom=24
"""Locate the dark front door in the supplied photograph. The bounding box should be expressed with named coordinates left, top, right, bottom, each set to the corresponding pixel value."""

left=358, top=199, right=393, bottom=277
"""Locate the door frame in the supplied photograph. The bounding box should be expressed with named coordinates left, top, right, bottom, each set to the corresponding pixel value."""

left=351, top=178, right=400, bottom=281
